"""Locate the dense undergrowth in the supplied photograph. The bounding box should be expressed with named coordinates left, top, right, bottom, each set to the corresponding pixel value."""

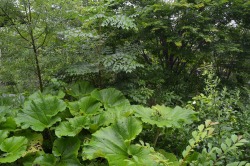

left=1, top=1, right=250, bottom=165
left=0, top=76, right=249, bottom=166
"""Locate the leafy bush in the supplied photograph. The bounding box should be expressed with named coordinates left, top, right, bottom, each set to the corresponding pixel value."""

left=0, top=81, right=249, bottom=165
left=187, top=67, right=250, bottom=162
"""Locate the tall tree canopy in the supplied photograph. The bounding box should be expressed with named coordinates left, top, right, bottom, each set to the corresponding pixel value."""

left=0, top=0, right=249, bottom=95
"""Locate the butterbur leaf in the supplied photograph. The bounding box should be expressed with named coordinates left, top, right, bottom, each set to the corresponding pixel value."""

left=91, top=88, right=130, bottom=109
left=0, top=117, right=17, bottom=130
left=55, top=116, right=89, bottom=137
left=77, top=104, right=130, bottom=134
left=53, top=137, right=81, bottom=165
left=16, top=92, right=66, bottom=131
left=123, top=145, right=152, bottom=165
left=88, top=113, right=112, bottom=132
left=33, top=154, right=57, bottom=166
left=0, top=130, right=9, bottom=143
left=0, top=106, right=9, bottom=123
left=67, top=101, right=79, bottom=116
left=22, top=154, right=42, bottom=166
left=83, top=117, right=150, bottom=165
left=55, top=121, right=79, bottom=137
left=21, top=132, right=43, bottom=156
left=113, top=117, right=142, bottom=142
left=67, top=81, right=95, bottom=99
left=68, top=96, right=102, bottom=116
left=0, top=136, right=28, bottom=163
left=134, top=105, right=197, bottom=128
left=78, top=96, right=102, bottom=115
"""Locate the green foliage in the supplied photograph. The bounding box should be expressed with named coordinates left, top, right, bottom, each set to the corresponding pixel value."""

left=33, top=154, right=57, bottom=166
left=188, top=66, right=250, bottom=139
left=91, top=88, right=130, bottom=109
left=0, top=135, right=28, bottom=163
left=55, top=116, right=89, bottom=138
left=186, top=66, right=250, bottom=162
left=102, top=15, right=137, bottom=30
left=0, top=81, right=249, bottom=165
left=191, top=135, right=249, bottom=166
left=103, top=51, right=143, bottom=73
left=52, top=137, right=81, bottom=165
left=66, top=81, right=95, bottom=99
left=1, top=0, right=250, bottom=165
left=0, top=130, right=9, bottom=144
left=68, top=96, right=102, bottom=116
left=15, top=92, right=66, bottom=131
left=180, top=120, right=217, bottom=165
left=134, top=105, right=197, bottom=128
left=82, top=117, right=152, bottom=165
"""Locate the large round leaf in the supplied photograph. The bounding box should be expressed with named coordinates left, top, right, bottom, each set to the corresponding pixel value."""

left=67, top=81, right=95, bottom=99
left=0, top=106, right=17, bottom=131
left=82, top=117, right=154, bottom=165
left=0, top=106, right=9, bottom=123
left=0, top=136, right=28, bottom=163
left=68, top=96, right=102, bottom=116
left=0, top=130, right=9, bottom=143
left=55, top=116, right=90, bottom=137
left=55, top=109, right=117, bottom=137
left=33, top=154, right=57, bottom=166
left=134, top=105, right=197, bottom=128
left=53, top=137, right=81, bottom=166
left=20, top=132, right=44, bottom=156
left=91, top=88, right=130, bottom=109
left=15, top=92, right=66, bottom=131
left=0, top=117, right=17, bottom=130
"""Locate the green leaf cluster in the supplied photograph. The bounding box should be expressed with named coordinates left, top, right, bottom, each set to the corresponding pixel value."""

left=0, top=81, right=249, bottom=165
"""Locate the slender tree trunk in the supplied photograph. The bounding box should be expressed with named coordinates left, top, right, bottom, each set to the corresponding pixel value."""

left=27, top=0, right=43, bottom=92
left=32, top=45, right=43, bottom=92
left=1, top=0, right=45, bottom=92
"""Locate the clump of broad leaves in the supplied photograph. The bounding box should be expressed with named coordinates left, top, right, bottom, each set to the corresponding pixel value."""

left=0, top=82, right=248, bottom=166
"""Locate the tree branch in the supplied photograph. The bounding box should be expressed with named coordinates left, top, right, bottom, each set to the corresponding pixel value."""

left=0, top=6, right=30, bottom=42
